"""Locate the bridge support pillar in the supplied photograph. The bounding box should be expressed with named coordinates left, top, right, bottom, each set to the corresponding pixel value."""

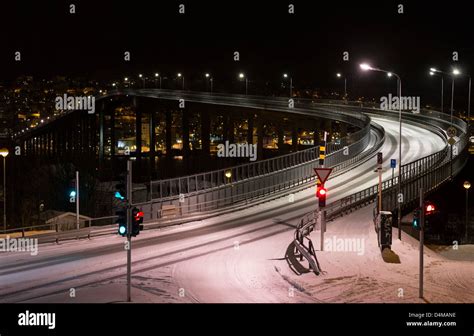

left=134, top=98, right=142, bottom=161
left=182, top=109, right=190, bottom=158
left=247, top=113, right=254, bottom=145
left=277, top=124, right=284, bottom=151
left=257, top=115, right=264, bottom=160
left=313, top=120, right=321, bottom=146
left=165, top=110, right=172, bottom=156
left=110, top=109, right=115, bottom=157
left=99, top=102, right=104, bottom=165
left=149, top=107, right=157, bottom=175
left=292, top=124, right=298, bottom=152
left=201, top=110, right=210, bottom=155
left=324, top=119, right=332, bottom=142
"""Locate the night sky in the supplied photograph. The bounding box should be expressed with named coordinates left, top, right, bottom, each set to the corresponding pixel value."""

left=0, top=0, right=473, bottom=105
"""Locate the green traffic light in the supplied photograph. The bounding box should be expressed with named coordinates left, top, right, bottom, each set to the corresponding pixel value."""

left=114, top=191, right=125, bottom=200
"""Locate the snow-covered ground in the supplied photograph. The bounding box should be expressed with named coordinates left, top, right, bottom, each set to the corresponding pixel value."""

left=1, top=117, right=471, bottom=303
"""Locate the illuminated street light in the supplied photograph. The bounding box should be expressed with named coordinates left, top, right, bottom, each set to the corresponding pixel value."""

left=0, top=148, right=9, bottom=233
left=464, top=181, right=471, bottom=242
left=387, top=72, right=393, bottom=77
left=336, top=73, right=347, bottom=100
left=428, top=68, right=444, bottom=113
left=154, top=73, right=162, bottom=89
left=360, top=63, right=403, bottom=240
left=177, top=73, right=184, bottom=90
left=139, top=74, right=145, bottom=88
left=205, top=73, right=213, bottom=93
left=283, top=73, right=293, bottom=97
left=225, top=170, right=232, bottom=180
left=239, top=73, right=248, bottom=95
left=451, top=69, right=471, bottom=127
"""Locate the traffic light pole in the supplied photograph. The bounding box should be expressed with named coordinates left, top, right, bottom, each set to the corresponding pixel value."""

left=76, top=171, right=79, bottom=231
left=320, top=209, right=326, bottom=251
left=126, top=160, right=132, bottom=302
left=419, top=187, right=424, bottom=299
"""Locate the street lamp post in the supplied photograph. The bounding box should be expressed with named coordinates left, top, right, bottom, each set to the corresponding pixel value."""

left=239, top=73, right=247, bottom=95
left=360, top=63, right=403, bottom=240
left=283, top=73, right=293, bottom=97
left=0, top=148, right=8, bottom=233
left=464, top=181, right=471, bottom=242
left=429, top=68, right=444, bottom=113
left=154, top=73, right=162, bottom=89
left=177, top=73, right=184, bottom=90
left=336, top=73, right=347, bottom=100
left=451, top=69, right=471, bottom=130
left=205, top=73, right=213, bottom=93
left=139, top=74, right=145, bottom=88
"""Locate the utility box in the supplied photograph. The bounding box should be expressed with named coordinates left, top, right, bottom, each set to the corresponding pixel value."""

left=376, top=211, right=392, bottom=250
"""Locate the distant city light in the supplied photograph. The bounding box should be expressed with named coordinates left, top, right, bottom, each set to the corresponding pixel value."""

left=239, top=73, right=245, bottom=79
left=453, top=69, right=460, bottom=75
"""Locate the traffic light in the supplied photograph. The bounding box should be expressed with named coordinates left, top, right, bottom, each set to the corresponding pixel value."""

left=115, top=174, right=127, bottom=201
left=412, top=208, right=421, bottom=230
left=317, top=185, right=327, bottom=208
left=131, top=207, right=144, bottom=237
left=116, top=209, right=127, bottom=236
left=424, top=202, right=436, bottom=216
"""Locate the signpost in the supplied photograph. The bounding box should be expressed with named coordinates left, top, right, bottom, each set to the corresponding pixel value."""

left=313, top=167, right=332, bottom=185
left=377, top=152, right=383, bottom=213
left=314, top=167, right=333, bottom=251
left=390, top=159, right=396, bottom=179
left=447, top=127, right=457, bottom=179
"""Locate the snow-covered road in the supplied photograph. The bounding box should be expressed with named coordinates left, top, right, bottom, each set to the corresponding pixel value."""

left=2, top=117, right=472, bottom=303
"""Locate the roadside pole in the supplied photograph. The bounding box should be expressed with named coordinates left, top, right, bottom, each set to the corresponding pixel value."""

left=127, top=160, right=132, bottom=302
left=419, top=187, right=424, bottom=299
left=76, top=171, right=79, bottom=230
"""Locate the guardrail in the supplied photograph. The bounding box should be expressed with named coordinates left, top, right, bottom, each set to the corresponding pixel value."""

left=6, top=98, right=467, bottom=243
left=1, top=216, right=117, bottom=244
left=135, top=122, right=384, bottom=221
left=293, top=211, right=322, bottom=275
left=317, top=114, right=468, bottom=224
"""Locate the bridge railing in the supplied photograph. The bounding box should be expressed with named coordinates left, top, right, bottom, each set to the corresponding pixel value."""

left=147, top=110, right=372, bottom=201
left=323, top=123, right=468, bottom=222
left=135, top=122, right=384, bottom=221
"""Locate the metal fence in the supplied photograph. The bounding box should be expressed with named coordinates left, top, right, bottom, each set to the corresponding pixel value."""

left=136, top=122, right=385, bottom=221
left=324, top=126, right=468, bottom=221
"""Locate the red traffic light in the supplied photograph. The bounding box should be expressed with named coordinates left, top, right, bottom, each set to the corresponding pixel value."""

left=316, top=186, right=327, bottom=198
left=134, top=211, right=144, bottom=220
left=425, top=202, right=435, bottom=215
